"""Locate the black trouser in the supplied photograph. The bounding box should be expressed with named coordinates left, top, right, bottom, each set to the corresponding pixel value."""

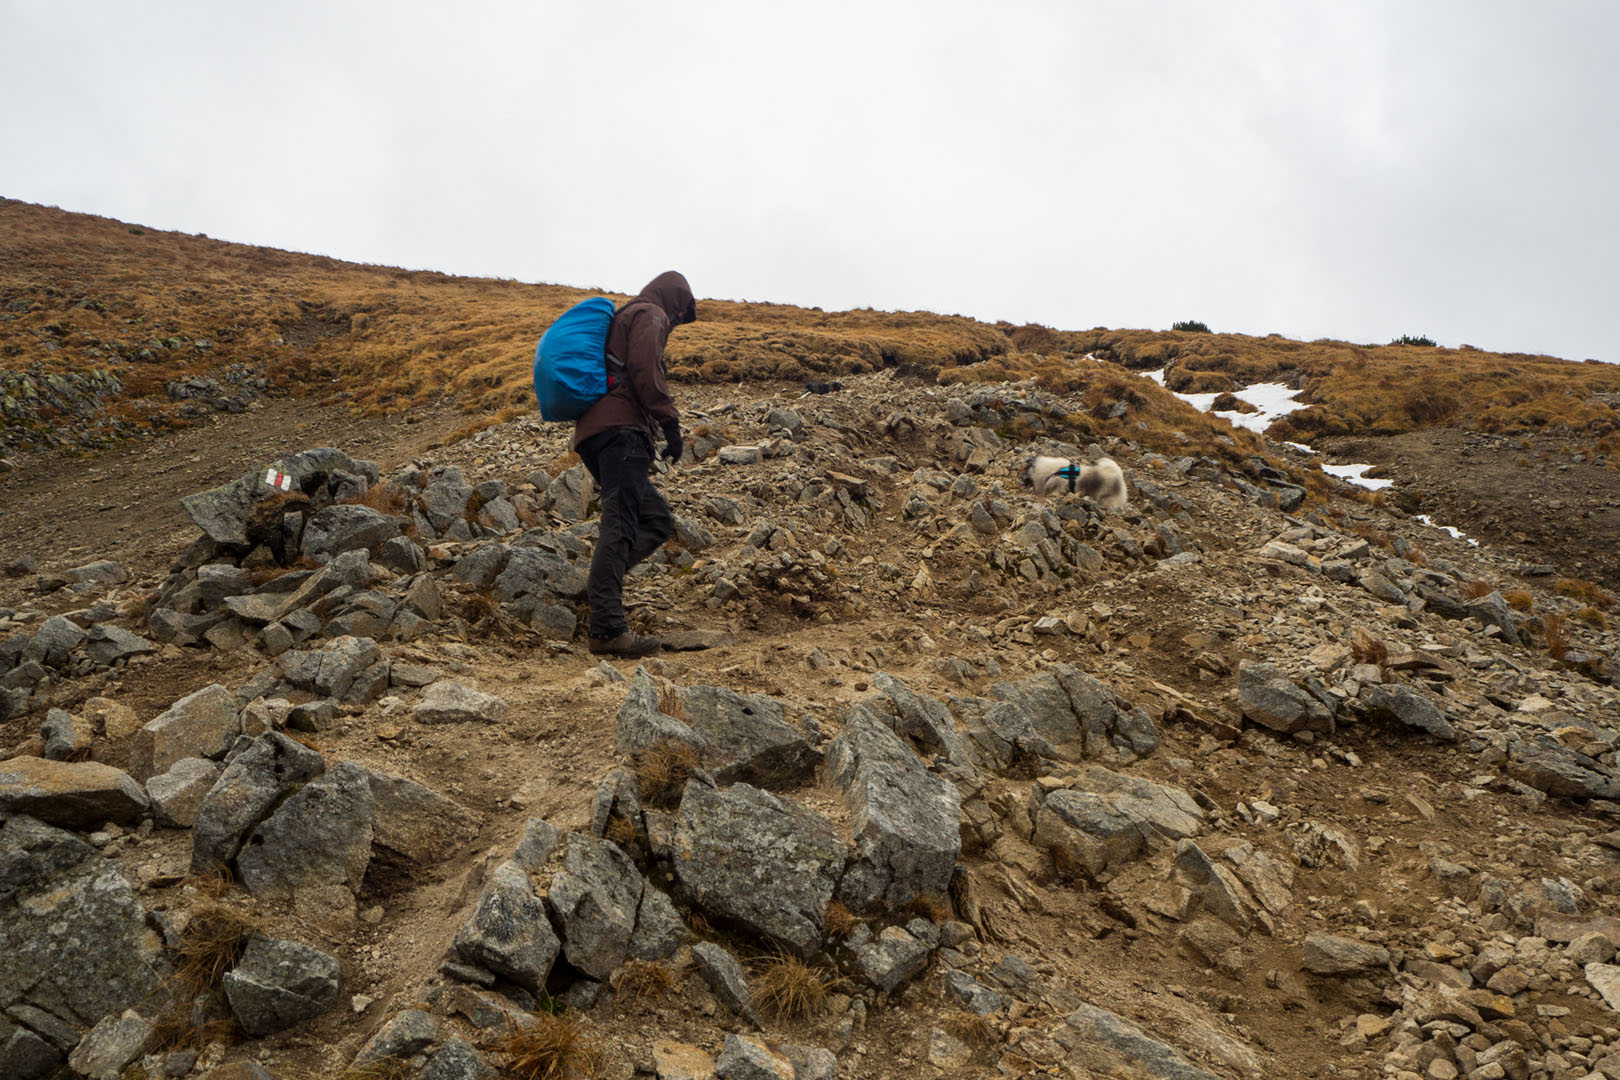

left=577, top=426, right=673, bottom=639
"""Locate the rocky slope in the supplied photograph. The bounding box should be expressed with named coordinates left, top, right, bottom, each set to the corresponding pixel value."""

left=3, top=370, right=1620, bottom=1080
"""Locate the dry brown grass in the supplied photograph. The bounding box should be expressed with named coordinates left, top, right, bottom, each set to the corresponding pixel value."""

left=1350, top=627, right=1389, bottom=669
left=9, top=198, right=1618, bottom=461
left=1555, top=577, right=1617, bottom=609
left=338, top=1061, right=413, bottom=1080
left=1461, top=580, right=1495, bottom=600
left=822, top=899, right=857, bottom=939
left=1541, top=613, right=1569, bottom=661
left=612, top=959, right=673, bottom=1007
left=498, top=1013, right=603, bottom=1080
left=1573, top=606, right=1609, bottom=629
left=944, top=1011, right=1001, bottom=1047
left=631, top=740, right=699, bottom=809
left=750, top=954, right=832, bottom=1021
left=347, top=481, right=409, bottom=515
left=1503, top=590, right=1536, bottom=613
left=151, top=901, right=257, bottom=1050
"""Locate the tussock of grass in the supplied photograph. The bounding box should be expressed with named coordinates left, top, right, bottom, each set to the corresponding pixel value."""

left=498, top=1013, right=603, bottom=1080
left=1541, top=613, right=1569, bottom=662
left=1461, top=580, right=1495, bottom=600
left=1350, top=628, right=1389, bottom=669
left=750, top=954, right=832, bottom=1021
left=151, top=901, right=256, bottom=1050
left=1556, top=577, right=1617, bottom=609
left=1574, top=606, right=1608, bottom=629
left=612, top=959, right=673, bottom=1006
left=822, top=899, right=857, bottom=939
left=1504, top=589, right=1536, bottom=612
left=945, top=1011, right=1001, bottom=1047
left=632, top=740, right=699, bottom=809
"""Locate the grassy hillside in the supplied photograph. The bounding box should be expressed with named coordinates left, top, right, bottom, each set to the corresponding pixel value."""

left=5, top=198, right=1619, bottom=460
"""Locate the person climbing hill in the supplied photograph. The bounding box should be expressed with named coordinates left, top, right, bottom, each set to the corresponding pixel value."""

left=573, top=271, right=696, bottom=658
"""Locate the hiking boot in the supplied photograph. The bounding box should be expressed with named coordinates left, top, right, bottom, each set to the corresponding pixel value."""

left=587, top=632, right=661, bottom=658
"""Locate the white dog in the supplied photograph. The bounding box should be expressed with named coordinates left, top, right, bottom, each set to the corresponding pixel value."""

left=1024, top=455, right=1128, bottom=508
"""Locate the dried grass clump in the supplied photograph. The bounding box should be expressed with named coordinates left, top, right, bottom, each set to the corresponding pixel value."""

left=822, top=899, right=857, bottom=939
left=612, top=959, right=674, bottom=1006
left=348, top=480, right=409, bottom=515
left=499, top=1013, right=603, bottom=1080
left=339, top=1060, right=413, bottom=1080
left=945, top=1011, right=1001, bottom=1047
left=1556, top=577, right=1617, bottom=609
left=1461, top=579, right=1495, bottom=600
left=751, top=954, right=832, bottom=1021
left=1350, top=627, right=1389, bottom=669
left=632, top=740, right=699, bottom=809
left=1541, top=613, right=1569, bottom=661
left=1504, top=589, right=1536, bottom=612
left=1574, top=606, right=1609, bottom=629
left=151, top=901, right=257, bottom=1050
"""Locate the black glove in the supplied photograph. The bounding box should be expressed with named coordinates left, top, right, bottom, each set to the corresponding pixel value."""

left=661, top=418, right=683, bottom=462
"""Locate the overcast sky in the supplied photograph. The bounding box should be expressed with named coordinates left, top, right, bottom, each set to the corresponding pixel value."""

left=3, top=2, right=1617, bottom=362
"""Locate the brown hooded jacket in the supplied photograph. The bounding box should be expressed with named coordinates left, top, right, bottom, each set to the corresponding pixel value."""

left=571, top=271, right=695, bottom=450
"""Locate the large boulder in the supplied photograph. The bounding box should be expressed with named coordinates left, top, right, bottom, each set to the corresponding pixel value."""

left=135, top=683, right=240, bottom=778
left=869, top=673, right=977, bottom=767
left=236, top=761, right=374, bottom=901
left=180, top=447, right=370, bottom=545
left=0, top=757, right=149, bottom=828
left=0, top=819, right=166, bottom=1028
left=672, top=779, right=844, bottom=958
left=826, top=705, right=961, bottom=911
left=146, top=756, right=223, bottom=828
left=677, top=683, right=820, bottom=786
left=453, top=861, right=560, bottom=991
left=365, top=768, right=479, bottom=864
left=547, top=835, right=644, bottom=981
left=192, top=732, right=326, bottom=873
left=1237, top=662, right=1332, bottom=734
left=1033, top=766, right=1203, bottom=878
left=301, top=504, right=400, bottom=563
left=415, top=681, right=507, bottom=724
left=491, top=546, right=588, bottom=614
left=222, top=935, right=341, bottom=1036
left=1057, top=1004, right=1221, bottom=1080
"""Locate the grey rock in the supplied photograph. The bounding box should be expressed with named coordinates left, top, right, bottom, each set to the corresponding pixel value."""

left=222, top=935, right=341, bottom=1036
left=614, top=668, right=706, bottom=757
left=192, top=732, right=326, bottom=873
left=0, top=756, right=149, bottom=827
left=854, top=925, right=931, bottom=993
left=492, top=546, right=587, bottom=610
left=63, top=560, right=130, bottom=588
left=415, top=681, right=507, bottom=724
left=678, top=683, right=820, bottom=786
left=420, top=468, right=474, bottom=532
left=673, top=780, right=844, bottom=958
left=66, top=1009, right=156, bottom=1080
left=1358, top=683, right=1457, bottom=742
left=1301, top=932, right=1391, bottom=975
left=953, top=694, right=1057, bottom=774
left=714, top=1034, right=793, bottom=1080
left=1237, top=661, right=1331, bottom=734
left=1174, top=840, right=1256, bottom=931
left=137, top=682, right=240, bottom=777
left=83, top=625, right=155, bottom=667
left=40, top=707, right=91, bottom=760
left=376, top=535, right=426, bottom=575
left=0, top=855, right=165, bottom=1027
left=944, top=969, right=1006, bottom=1014
left=180, top=447, right=368, bottom=544
left=147, top=756, right=223, bottom=828
left=548, top=834, right=644, bottom=981
left=0, top=1017, right=60, bottom=1080
left=355, top=1008, right=437, bottom=1063
left=421, top=1037, right=497, bottom=1080
left=1507, top=737, right=1620, bottom=800
left=451, top=544, right=511, bottom=589
left=453, top=861, right=559, bottom=991
left=30, top=614, right=86, bottom=664
left=237, top=761, right=374, bottom=901
left=871, top=672, right=977, bottom=766
left=365, top=768, right=478, bottom=864
left=541, top=464, right=591, bottom=521
left=672, top=513, right=715, bottom=552
left=782, top=1044, right=838, bottom=1080
left=1467, top=591, right=1523, bottom=644
left=302, top=504, right=400, bottom=563
left=512, top=817, right=560, bottom=873
left=0, top=814, right=96, bottom=905
left=692, top=941, right=756, bottom=1021
left=628, top=884, right=690, bottom=960
left=1057, top=1003, right=1221, bottom=1080
left=826, top=705, right=961, bottom=911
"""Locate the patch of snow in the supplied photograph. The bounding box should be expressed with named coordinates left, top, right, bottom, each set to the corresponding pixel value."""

left=1144, top=367, right=1167, bottom=385
left=1321, top=463, right=1394, bottom=491
left=1284, top=442, right=1316, bottom=454
left=1416, top=514, right=1480, bottom=547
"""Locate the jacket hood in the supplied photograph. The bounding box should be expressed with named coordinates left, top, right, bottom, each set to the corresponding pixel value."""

left=636, top=271, right=696, bottom=326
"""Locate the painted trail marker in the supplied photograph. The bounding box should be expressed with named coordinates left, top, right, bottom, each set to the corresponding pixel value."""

left=263, top=469, right=292, bottom=492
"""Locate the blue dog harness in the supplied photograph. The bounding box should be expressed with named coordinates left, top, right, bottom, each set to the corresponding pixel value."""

left=1056, top=463, right=1083, bottom=492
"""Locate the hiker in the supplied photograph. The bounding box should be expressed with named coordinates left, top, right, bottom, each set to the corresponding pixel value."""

left=574, top=271, right=696, bottom=658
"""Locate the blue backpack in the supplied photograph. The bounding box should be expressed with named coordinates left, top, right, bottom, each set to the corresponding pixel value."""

left=533, top=297, right=623, bottom=421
